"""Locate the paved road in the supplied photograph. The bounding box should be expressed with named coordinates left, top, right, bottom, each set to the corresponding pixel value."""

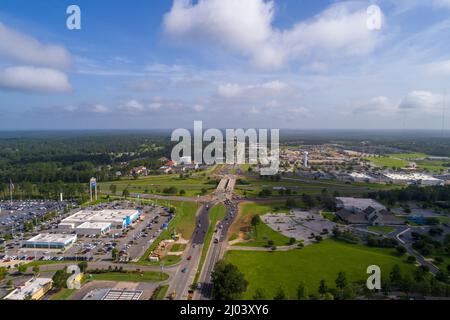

left=388, top=227, right=439, bottom=275
left=166, top=204, right=211, bottom=300
left=196, top=200, right=237, bottom=300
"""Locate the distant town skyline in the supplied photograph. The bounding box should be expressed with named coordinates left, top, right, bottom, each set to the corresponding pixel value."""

left=1, top=0, right=450, bottom=130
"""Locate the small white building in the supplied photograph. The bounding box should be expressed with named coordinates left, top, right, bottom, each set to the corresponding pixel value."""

left=335, top=197, right=386, bottom=213
left=383, top=172, right=444, bottom=186
left=60, top=209, right=141, bottom=231
left=348, top=172, right=377, bottom=183
left=75, top=222, right=111, bottom=236
left=4, top=278, right=53, bottom=300
left=179, top=156, right=192, bottom=165
left=24, top=234, right=77, bottom=249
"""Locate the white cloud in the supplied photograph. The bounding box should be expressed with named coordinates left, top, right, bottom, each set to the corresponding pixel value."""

left=119, top=97, right=191, bottom=115
left=399, top=91, right=444, bottom=114
left=216, top=80, right=290, bottom=98
left=121, top=99, right=145, bottom=113
left=0, top=66, right=71, bottom=93
left=287, top=107, right=309, bottom=115
left=352, top=96, right=399, bottom=116
left=433, top=0, right=450, bottom=8
left=424, top=59, right=450, bottom=75
left=349, top=91, right=445, bottom=117
left=163, top=0, right=380, bottom=69
left=192, top=104, right=205, bottom=112
left=0, top=22, right=72, bottom=69
left=91, top=104, right=109, bottom=113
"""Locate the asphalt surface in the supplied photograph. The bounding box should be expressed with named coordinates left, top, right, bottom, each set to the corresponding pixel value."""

left=166, top=204, right=212, bottom=300
left=197, top=199, right=237, bottom=300
left=388, top=227, right=439, bottom=275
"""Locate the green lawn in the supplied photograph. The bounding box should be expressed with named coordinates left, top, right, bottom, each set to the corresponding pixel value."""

left=195, top=203, right=226, bottom=283
left=388, top=153, right=427, bottom=160
left=170, top=243, right=187, bottom=252
left=151, top=285, right=169, bottom=300
left=137, top=199, right=199, bottom=265
left=364, top=156, right=408, bottom=168
left=230, top=201, right=289, bottom=238
left=225, top=240, right=416, bottom=300
left=235, top=177, right=399, bottom=198
left=100, top=170, right=218, bottom=198
left=89, top=271, right=168, bottom=282
left=237, top=221, right=292, bottom=247
left=50, top=288, right=76, bottom=300
left=230, top=202, right=292, bottom=247
left=366, top=153, right=448, bottom=173
left=367, top=226, right=396, bottom=235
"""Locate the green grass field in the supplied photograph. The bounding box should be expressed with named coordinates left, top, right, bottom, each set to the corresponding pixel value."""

left=230, top=202, right=292, bottom=247
left=235, top=177, right=398, bottom=198
left=100, top=168, right=219, bottom=198
left=195, top=203, right=227, bottom=283
left=364, top=156, right=408, bottom=168
left=170, top=243, right=187, bottom=252
left=364, top=153, right=448, bottom=173
left=137, top=199, right=199, bottom=265
left=151, top=285, right=169, bottom=300
left=388, top=153, right=427, bottom=160
left=89, top=271, right=168, bottom=282
left=50, top=288, right=76, bottom=300
left=225, top=240, right=416, bottom=299
left=367, top=226, right=396, bottom=235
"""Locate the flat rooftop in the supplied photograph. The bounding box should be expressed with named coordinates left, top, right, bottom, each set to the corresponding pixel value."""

left=76, top=221, right=111, bottom=229
left=4, top=278, right=52, bottom=300
left=384, top=172, right=442, bottom=181
left=62, top=209, right=139, bottom=224
left=336, top=197, right=385, bottom=210
left=83, top=289, right=143, bottom=300
left=27, top=233, right=77, bottom=243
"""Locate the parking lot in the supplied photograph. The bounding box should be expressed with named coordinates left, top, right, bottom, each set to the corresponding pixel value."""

left=1, top=201, right=172, bottom=264
left=262, top=210, right=343, bottom=245
left=0, top=200, right=75, bottom=237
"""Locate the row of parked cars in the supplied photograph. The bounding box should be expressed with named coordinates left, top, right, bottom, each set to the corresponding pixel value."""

left=0, top=254, right=94, bottom=262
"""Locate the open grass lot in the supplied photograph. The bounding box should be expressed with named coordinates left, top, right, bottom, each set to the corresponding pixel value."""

left=195, top=203, right=227, bottom=282
left=235, top=177, right=399, bottom=198
left=151, top=285, right=169, bottom=300
left=50, top=288, right=76, bottom=300
left=229, top=201, right=291, bottom=246
left=415, top=159, right=449, bottom=174
left=225, top=240, right=416, bottom=300
left=89, top=271, right=168, bottom=282
left=388, top=153, right=427, bottom=160
left=367, top=226, right=396, bottom=235
left=101, top=166, right=220, bottom=198
left=137, top=199, right=199, bottom=265
left=170, top=243, right=187, bottom=252
left=365, top=153, right=448, bottom=173
left=237, top=220, right=292, bottom=247
left=364, top=156, right=408, bottom=168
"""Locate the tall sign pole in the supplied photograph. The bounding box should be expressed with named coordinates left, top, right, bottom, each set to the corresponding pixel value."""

left=9, top=179, right=14, bottom=205
left=89, top=178, right=97, bottom=202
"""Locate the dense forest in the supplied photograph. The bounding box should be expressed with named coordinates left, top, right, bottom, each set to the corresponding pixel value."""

left=369, top=185, right=450, bottom=209
left=0, top=132, right=173, bottom=198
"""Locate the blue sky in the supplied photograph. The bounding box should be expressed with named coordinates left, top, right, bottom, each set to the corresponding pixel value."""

left=0, top=0, right=450, bottom=130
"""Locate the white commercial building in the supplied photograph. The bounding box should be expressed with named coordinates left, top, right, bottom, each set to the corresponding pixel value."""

left=383, top=172, right=444, bottom=186
left=4, top=278, right=53, bottom=300
left=179, top=156, right=192, bottom=164
left=335, top=197, right=386, bottom=213
left=75, top=222, right=111, bottom=236
left=25, top=233, right=77, bottom=249
left=59, top=209, right=141, bottom=232
left=348, top=172, right=377, bottom=183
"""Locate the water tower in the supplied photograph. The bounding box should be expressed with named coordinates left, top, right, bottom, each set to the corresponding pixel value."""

left=303, top=152, right=309, bottom=168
